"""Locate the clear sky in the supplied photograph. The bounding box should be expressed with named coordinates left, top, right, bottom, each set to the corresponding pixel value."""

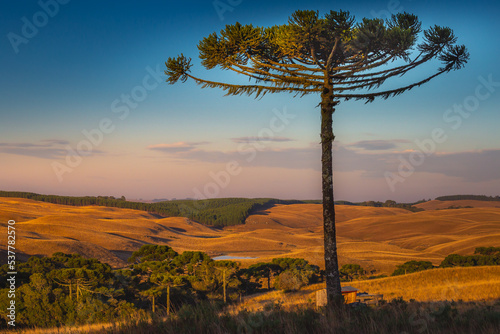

left=1, top=0, right=499, bottom=202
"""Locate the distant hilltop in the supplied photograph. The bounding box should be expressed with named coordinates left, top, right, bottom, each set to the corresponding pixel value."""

left=435, top=195, right=500, bottom=202
left=0, top=190, right=498, bottom=227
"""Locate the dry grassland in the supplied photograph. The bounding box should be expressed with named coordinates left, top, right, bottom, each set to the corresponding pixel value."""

left=1, top=198, right=499, bottom=275
left=231, top=266, right=500, bottom=314
left=347, top=266, right=500, bottom=302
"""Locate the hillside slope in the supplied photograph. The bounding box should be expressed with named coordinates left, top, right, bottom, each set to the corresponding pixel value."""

left=1, top=197, right=499, bottom=274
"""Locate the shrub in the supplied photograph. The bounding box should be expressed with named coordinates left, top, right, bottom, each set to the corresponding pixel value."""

left=392, top=261, right=434, bottom=276
left=274, top=270, right=308, bottom=291
left=340, top=264, right=365, bottom=281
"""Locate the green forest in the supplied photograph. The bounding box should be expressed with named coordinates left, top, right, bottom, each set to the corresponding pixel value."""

left=0, top=246, right=321, bottom=329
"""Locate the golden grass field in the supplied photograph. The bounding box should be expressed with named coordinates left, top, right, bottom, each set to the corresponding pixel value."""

left=228, top=266, right=500, bottom=314
left=347, top=266, right=500, bottom=302
left=0, top=197, right=499, bottom=275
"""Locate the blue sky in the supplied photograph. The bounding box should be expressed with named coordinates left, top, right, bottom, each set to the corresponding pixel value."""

left=1, top=0, right=499, bottom=202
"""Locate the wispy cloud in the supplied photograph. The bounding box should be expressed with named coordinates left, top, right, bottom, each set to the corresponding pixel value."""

left=40, top=139, right=70, bottom=146
left=147, top=141, right=209, bottom=153
left=418, top=149, right=500, bottom=182
left=0, top=140, right=104, bottom=159
left=148, top=141, right=500, bottom=183
left=231, top=136, right=294, bottom=144
left=347, top=139, right=411, bottom=151
left=147, top=142, right=319, bottom=170
left=339, top=146, right=500, bottom=182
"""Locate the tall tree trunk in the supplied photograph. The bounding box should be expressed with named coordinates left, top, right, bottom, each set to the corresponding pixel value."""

left=321, top=83, right=342, bottom=307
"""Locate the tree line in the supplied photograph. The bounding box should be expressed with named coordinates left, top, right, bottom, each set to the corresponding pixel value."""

left=355, top=200, right=424, bottom=212
left=0, top=191, right=302, bottom=227
left=435, top=195, right=500, bottom=202
left=391, top=247, right=500, bottom=276
left=0, top=191, right=427, bottom=228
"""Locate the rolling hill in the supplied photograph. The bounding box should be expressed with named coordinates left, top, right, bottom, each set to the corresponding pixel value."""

left=1, top=197, right=499, bottom=274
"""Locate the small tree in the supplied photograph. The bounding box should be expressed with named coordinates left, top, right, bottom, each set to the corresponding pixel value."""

left=150, top=272, right=185, bottom=315
left=172, top=251, right=212, bottom=275
left=247, top=262, right=282, bottom=290
left=274, top=269, right=308, bottom=291
left=140, top=287, right=163, bottom=313
left=474, top=247, right=500, bottom=256
left=166, top=9, right=469, bottom=306
left=50, top=268, right=99, bottom=301
left=392, top=260, right=434, bottom=276
left=340, top=264, right=365, bottom=281
left=214, top=260, right=239, bottom=303
left=128, top=244, right=178, bottom=264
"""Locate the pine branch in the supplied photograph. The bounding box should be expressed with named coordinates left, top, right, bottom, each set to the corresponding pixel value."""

left=254, top=53, right=323, bottom=73
left=333, top=69, right=446, bottom=102
left=249, top=55, right=324, bottom=79
left=331, top=53, right=394, bottom=78
left=310, top=43, right=326, bottom=70
left=292, top=56, right=323, bottom=68
left=326, top=37, right=341, bottom=70
left=331, top=52, right=437, bottom=90
left=186, top=73, right=321, bottom=98
left=228, top=59, right=323, bottom=88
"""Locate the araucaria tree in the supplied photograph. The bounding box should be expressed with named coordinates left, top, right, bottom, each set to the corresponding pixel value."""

left=165, top=10, right=469, bottom=306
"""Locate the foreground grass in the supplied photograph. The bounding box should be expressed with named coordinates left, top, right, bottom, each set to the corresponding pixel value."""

left=95, top=299, right=500, bottom=334
left=12, top=266, right=500, bottom=333
left=11, top=299, right=500, bottom=334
